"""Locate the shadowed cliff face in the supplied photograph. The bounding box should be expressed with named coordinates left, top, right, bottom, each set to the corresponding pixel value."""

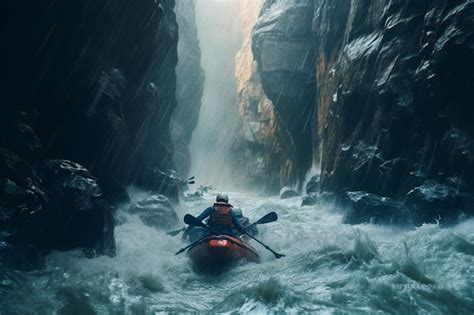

left=252, top=0, right=474, bottom=223
left=313, top=0, right=474, bottom=224
left=3, top=0, right=180, bottom=270
left=171, top=0, right=204, bottom=179
left=5, top=0, right=179, bottom=199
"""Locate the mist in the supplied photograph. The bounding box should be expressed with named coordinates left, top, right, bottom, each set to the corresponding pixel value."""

left=189, top=0, right=243, bottom=191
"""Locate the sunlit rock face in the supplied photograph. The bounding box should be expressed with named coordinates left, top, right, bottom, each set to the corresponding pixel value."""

left=171, top=0, right=204, bottom=179
left=233, top=0, right=296, bottom=193
left=5, top=0, right=179, bottom=201
left=252, top=0, right=317, bottom=189
left=314, top=0, right=474, bottom=223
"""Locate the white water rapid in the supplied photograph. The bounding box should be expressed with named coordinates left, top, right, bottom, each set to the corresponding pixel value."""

left=2, top=190, right=473, bottom=313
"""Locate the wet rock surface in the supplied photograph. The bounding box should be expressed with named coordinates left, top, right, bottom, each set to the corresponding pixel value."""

left=0, top=154, right=116, bottom=270
left=134, top=168, right=183, bottom=203
left=280, top=187, right=299, bottom=199
left=301, top=193, right=318, bottom=206
left=406, top=181, right=474, bottom=224
left=6, top=0, right=179, bottom=201
left=305, top=175, right=321, bottom=194
left=128, top=195, right=178, bottom=230
left=254, top=0, right=474, bottom=224
left=342, top=192, right=409, bottom=225
left=3, top=0, right=183, bottom=269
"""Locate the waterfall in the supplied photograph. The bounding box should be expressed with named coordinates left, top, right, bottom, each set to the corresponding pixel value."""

left=189, top=0, right=243, bottom=190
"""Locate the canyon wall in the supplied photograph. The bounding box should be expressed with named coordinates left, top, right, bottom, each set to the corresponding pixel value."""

left=252, top=0, right=317, bottom=190
left=171, top=0, right=205, bottom=179
left=253, top=0, right=474, bottom=223
left=3, top=0, right=180, bottom=269
left=234, top=0, right=296, bottom=193
left=5, top=0, right=179, bottom=201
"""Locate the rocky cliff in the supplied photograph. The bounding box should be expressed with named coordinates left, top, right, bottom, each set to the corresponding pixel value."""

left=6, top=0, right=179, bottom=201
left=253, top=0, right=474, bottom=224
left=234, top=0, right=296, bottom=193
left=251, top=0, right=317, bottom=190
left=3, top=0, right=180, bottom=269
left=171, top=0, right=205, bottom=179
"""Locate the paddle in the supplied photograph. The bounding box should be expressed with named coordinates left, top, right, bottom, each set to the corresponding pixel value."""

left=167, top=227, right=186, bottom=236
left=175, top=238, right=204, bottom=255
left=183, top=214, right=285, bottom=259
left=175, top=215, right=221, bottom=255
left=244, top=211, right=277, bottom=231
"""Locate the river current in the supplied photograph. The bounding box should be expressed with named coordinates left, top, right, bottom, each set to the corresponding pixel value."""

left=2, top=190, right=473, bottom=314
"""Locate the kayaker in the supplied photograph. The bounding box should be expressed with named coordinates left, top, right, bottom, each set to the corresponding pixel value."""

left=195, top=193, right=244, bottom=235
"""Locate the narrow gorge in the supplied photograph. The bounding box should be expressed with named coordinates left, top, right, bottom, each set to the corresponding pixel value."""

left=3, top=0, right=474, bottom=313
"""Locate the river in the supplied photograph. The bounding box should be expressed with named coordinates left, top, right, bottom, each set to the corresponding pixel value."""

left=1, top=190, right=474, bottom=314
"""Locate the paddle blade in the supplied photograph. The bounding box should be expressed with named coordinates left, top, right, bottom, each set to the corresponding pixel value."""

left=184, top=214, right=206, bottom=228
left=256, top=212, right=278, bottom=225
left=188, top=180, right=195, bottom=184
left=274, top=253, right=285, bottom=259
left=188, top=176, right=195, bottom=181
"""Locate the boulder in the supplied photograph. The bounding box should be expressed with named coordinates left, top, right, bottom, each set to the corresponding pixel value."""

left=406, top=181, right=474, bottom=224
left=128, top=194, right=178, bottom=230
left=301, top=193, right=318, bottom=206
left=280, top=187, right=299, bottom=199
left=342, top=191, right=409, bottom=225
left=0, top=148, right=35, bottom=186
left=135, top=168, right=183, bottom=203
left=305, top=174, right=320, bottom=194
left=39, top=159, right=115, bottom=256
left=3, top=124, right=43, bottom=160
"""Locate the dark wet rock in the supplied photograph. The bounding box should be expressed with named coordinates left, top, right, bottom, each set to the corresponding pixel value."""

left=246, top=0, right=474, bottom=222
left=0, top=243, right=45, bottom=271
left=38, top=159, right=115, bottom=256
left=377, top=158, right=411, bottom=197
left=128, top=195, right=178, bottom=230
left=301, top=193, right=318, bottom=206
left=135, top=168, right=183, bottom=203
left=342, top=191, right=409, bottom=225
left=0, top=179, right=28, bottom=206
left=280, top=187, right=299, bottom=199
left=348, top=142, right=384, bottom=186
left=306, top=175, right=321, bottom=194
left=0, top=148, right=35, bottom=186
left=406, top=181, right=474, bottom=224
left=2, top=124, right=43, bottom=160
left=7, top=0, right=179, bottom=203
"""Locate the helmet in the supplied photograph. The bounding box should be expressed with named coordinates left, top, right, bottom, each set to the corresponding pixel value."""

left=232, top=207, right=242, bottom=217
left=216, top=193, right=229, bottom=203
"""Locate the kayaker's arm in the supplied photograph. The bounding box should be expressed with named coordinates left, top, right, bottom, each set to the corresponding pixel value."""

left=231, top=211, right=244, bottom=232
left=195, top=206, right=213, bottom=222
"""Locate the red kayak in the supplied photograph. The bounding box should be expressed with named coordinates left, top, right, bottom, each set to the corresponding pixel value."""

left=187, top=235, right=260, bottom=272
